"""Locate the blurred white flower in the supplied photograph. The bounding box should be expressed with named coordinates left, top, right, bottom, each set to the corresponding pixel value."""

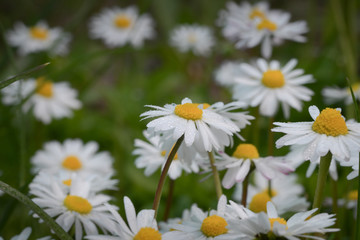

left=232, top=58, right=314, bottom=118
left=89, top=6, right=155, bottom=48
left=1, top=77, right=81, bottom=124
left=322, top=83, right=360, bottom=105
left=170, top=24, right=215, bottom=56
left=31, top=139, right=114, bottom=176
left=6, top=21, right=71, bottom=56
left=214, top=61, right=243, bottom=87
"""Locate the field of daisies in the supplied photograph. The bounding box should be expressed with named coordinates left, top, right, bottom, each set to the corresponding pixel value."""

left=0, top=0, right=359, bottom=239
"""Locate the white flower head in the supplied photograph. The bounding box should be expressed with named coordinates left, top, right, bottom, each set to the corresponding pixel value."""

left=214, top=61, right=244, bottom=87
left=232, top=58, right=314, bottom=118
left=140, top=98, right=252, bottom=152
left=322, top=83, right=360, bottom=105
left=1, top=77, right=81, bottom=124
left=89, top=6, right=155, bottom=48
left=170, top=24, right=215, bottom=56
left=273, top=105, right=360, bottom=163
left=31, top=139, right=114, bottom=176
left=6, top=21, right=71, bottom=56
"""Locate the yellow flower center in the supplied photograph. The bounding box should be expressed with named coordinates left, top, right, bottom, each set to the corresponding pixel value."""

left=201, top=215, right=228, bottom=237
left=62, top=179, right=72, bottom=186
left=257, top=19, right=277, bottom=31
left=133, top=227, right=162, bottom=240
left=114, top=15, right=131, bottom=28
left=261, top=70, right=285, bottom=88
left=174, top=103, right=203, bottom=120
left=312, top=108, right=348, bottom=136
left=347, top=83, right=360, bottom=93
left=36, top=77, right=53, bottom=98
left=161, top=150, right=178, bottom=160
left=249, top=8, right=265, bottom=19
left=269, top=217, right=287, bottom=230
left=64, top=195, right=92, bottom=214
left=347, top=190, right=358, bottom=201
left=62, top=155, right=82, bottom=171
left=30, top=27, right=49, bottom=40
left=249, top=192, right=271, bottom=213
left=232, top=143, right=259, bottom=159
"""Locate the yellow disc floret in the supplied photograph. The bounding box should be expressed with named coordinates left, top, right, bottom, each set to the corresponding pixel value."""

left=30, top=27, right=48, bottom=40
left=312, top=108, right=348, bottom=136
left=232, top=143, right=259, bottom=159
left=133, top=227, right=162, bottom=240
left=257, top=19, right=277, bottom=31
left=62, top=179, right=72, bottom=186
left=64, top=195, right=92, bottom=214
left=62, top=155, right=82, bottom=171
left=174, top=103, right=203, bottom=120
left=347, top=190, right=358, bottom=201
left=249, top=192, right=271, bottom=213
left=269, top=217, right=287, bottom=230
left=201, top=215, right=228, bottom=237
left=249, top=8, right=265, bottom=19
left=36, top=77, right=53, bottom=98
left=261, top=70, right=285, bottom=88
left=161, top=150, right=178, bottom=160
left=114, top=15, right=131, bottom=28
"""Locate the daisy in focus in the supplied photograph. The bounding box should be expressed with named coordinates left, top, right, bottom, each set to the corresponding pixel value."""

left=228, top=202, right=338, bottom=240
left=272, top=105, right=360, bottom=163
left=217, top=143, right=293, bottom=189
left=232, top=58, right=314, bottom=118
left=1, top=77, right=81, bottom=124
left=31, top=139, right=114, bottom=176
left=6, top=21, right=71, bottom=56
left=140, top=98, right=252, bottom=152
left=89, top=6, right=155, bottom=48
left=233, top=172, right=309, bottom=214
left=170, top=24, right=215, bottom=56
left=31, top=179, right=118, bottom=240
left=218, top=2, right=308, bottom=58
left=322, top=83, right=360, bottom=105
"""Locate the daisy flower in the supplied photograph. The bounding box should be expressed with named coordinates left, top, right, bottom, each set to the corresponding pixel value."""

left=1, top=77, right=81, bottom=124
left=165, top=195, right=238, bottom=239
left=170, top=24, right=215, bottom=56
left=86, top=196, right=171, bottom=240
left=217, top=143, right=293, bottom=189
left=31, top=139, right=114, bottom=176
left=140, top=98, right=249, bottom=152
left=322, top=83, right=360, bottom=105
left=232, top=58, right=314, bottom=118
left=272, top=105, right=360, bottom=163
left=233, top=172, right=309, bottom=214
left=6, top=21, right=71, bottom=56
left=229, top=202, right=338, bottom=240
left=89, top=6, right=155, bottom=48
left=133, top=130, right=201, bottom=179
left=214, top=61, right=243, bottom=87
left=159, top=205, right=193, bottom=233
left=31, top=179, right=118, bottom=240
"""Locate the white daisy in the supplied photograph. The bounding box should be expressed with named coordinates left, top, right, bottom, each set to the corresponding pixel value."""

left=272, top=105, right=360, bottom=163
left=6, top=21, right=71, bottom=56
left=86, top=196, right=170, bottom=240
left=232, top=58, right=314, bottom=118
left=165, top=195, right=238, bottom=239
left=133, top=130, right=201, bottom=179
left=89, top=6, right=155, bottom=48
left=233, top=172, right=309, bottom=214
left=170, top=24, right=215, bottom=56
left=1, top=77, right=81, bottom=124
left=159, top=205, right=193, bottom=233
left=322, top=83, right=360, bottom=105
left=217, top=143, right=293, bottom=189
left=229, top=201, right=338, bottom=240
left=213, top=61, right=243, bottom=87
left=140, top=98, right=246, bottom=152
left=31, top=179, right=118, bottom=240
left=31, top=139, right=114, bottom=176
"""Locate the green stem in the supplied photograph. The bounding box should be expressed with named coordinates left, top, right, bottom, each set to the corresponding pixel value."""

left=163, top=179, right=175, bottom=221
left=312, top=152, right=332, bottom=211
left=241, top=166, right=255, bottom=206
left=356, top=152, right=360, bottom=240
left=268, top=180, right=272, bottom=198
left=0, top=180, right=72, bottom=240
left=208, top=151, right=222, bottom=199
left=152, top=135, right=184, bottom=218
left=331, top=178, right=339, bottom=240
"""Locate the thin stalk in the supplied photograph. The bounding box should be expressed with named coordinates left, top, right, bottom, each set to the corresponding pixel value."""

left=331, top=178, right=339, bottom=240
left=152, top=135, right=184, bottom=218
left=208, top=151, right=222, bottom=199
left=356, top=153, right=360, bottom=240
left=0, top=180, right=72, bottom=240
left=163, top=179, right=175, bottom=221
left=312, top=153, right=332, bottom=211
left=241, top=166, right=255, bottom=206
left=268, top=180, right=272, bottom=198
left=267, top=117, right=274, bottom=198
